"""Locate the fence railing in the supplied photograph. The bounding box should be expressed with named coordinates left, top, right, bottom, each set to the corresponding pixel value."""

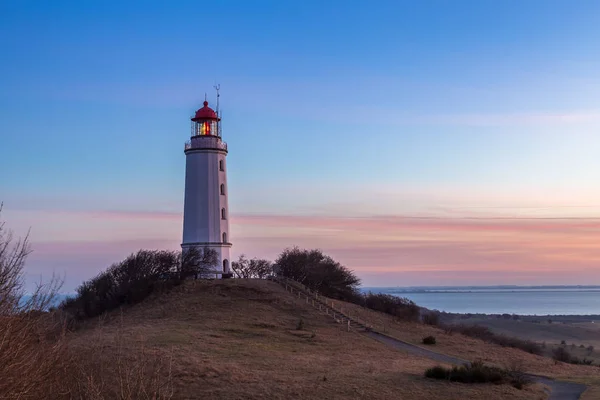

left=268, top=275, right=387, bottom=333
left=184, top=136, right=228, bottom=152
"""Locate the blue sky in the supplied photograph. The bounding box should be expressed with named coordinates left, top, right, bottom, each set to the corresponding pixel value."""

left=2, top=1, right=600, bottom=291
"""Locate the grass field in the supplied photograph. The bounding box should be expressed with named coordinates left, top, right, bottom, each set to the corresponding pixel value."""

left=314, top=293, right=600, bottom=399
left=441, top=316, right=600, bottom=364
left=68, top=279, right=550, bottom=399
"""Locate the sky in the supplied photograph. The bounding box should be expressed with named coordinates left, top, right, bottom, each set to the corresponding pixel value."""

left=2, top=0, right=600, bottom=292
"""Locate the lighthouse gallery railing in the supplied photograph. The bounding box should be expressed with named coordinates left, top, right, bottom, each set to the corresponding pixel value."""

left=184, top=135, right=228, bottom=152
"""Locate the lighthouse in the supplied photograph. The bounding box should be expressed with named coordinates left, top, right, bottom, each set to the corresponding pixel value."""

left=181, top=97, right=231, bottom=277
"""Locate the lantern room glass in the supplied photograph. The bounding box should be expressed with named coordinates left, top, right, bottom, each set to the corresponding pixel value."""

left=193, top=120, right=218, bottom=137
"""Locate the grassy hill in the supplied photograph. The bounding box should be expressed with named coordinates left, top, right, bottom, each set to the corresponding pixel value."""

left=440, top=315, right=600, bottom=365
left=65, top=279, right=560, bottom=399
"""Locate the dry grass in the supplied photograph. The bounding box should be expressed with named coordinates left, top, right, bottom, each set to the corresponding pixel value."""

left=68, top=331, right=174, bottom=399
left=331, top=296, right=600, bottom=397
left=580, top=381, right=600, bottom=400
left=444, top=316, right=600, bottom=363
left=0, top=312, right=174, bottom=400
left=0, top=314, right=70, bottom=399
left=67, top=279, right=546, bottom=399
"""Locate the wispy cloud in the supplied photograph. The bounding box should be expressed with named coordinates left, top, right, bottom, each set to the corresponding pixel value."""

left=337, top=108, right=600, bottom=127
left=15, top=208, right=600, bottom=290
left=29, top=77, right=600, bottom=128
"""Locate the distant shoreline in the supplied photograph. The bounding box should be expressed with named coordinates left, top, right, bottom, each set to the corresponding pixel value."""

left=363, top=286, right=600, bottom=316
left=362, top=285, right=600, bottom=292
left=438, top=312, right=600, bottom=320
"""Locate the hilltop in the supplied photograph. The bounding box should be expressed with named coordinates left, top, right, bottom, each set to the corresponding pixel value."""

left=63, top=278, right=596, bottom=399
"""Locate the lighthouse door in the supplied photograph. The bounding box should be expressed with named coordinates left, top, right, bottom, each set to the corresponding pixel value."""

left=223, top=259, right=229, bottom=273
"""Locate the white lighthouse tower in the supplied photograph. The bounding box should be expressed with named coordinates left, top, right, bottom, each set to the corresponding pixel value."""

left=182, top=97, right=231, bottom=277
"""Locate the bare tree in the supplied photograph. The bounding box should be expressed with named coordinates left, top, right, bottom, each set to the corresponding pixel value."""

left=0, top=203, right=31, bottom=314
left=231, top=254, right=273, bottom=279
left=0, top=203, right=68, bottom=399
left=0, top=203, right=61, bottom=313
left=180, top=246, right=219, bottom=279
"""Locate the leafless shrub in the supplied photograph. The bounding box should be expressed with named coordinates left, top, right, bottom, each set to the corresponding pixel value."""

left=180, top=247, right=219, bottom=279
left=422, top=312, right=440, bottom=326
left=0, top=204, right=175, bottom=399
left=504, top=359, right=531, bottom=390
left=0, top=313, right=71, bottom=399
left=231, top=254, right=273, bottom=279
left=0, top=204, right=70, bottom=399
left=587, top=345, right=594, bottom=354
left=552, top=346, right=572, bottom=363
left=0, top=202, right=32, bottom=314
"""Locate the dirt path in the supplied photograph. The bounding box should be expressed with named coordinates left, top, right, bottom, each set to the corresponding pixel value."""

left=366, top=331, right=587, bottom=400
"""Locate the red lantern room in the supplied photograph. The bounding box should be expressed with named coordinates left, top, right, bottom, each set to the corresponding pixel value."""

left=191, top=101, right=220, bottom=137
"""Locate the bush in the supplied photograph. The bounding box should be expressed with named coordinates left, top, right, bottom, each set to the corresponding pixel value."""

left=552, top=347, right=595, bottom=365
left=425, top=360, right=528, bottom=389
left=570, top=357, right=594, bottom=366
left=61, top=247, right=219, bottom=320
left=360, top=292, right=420, bottom=322
left=274, top=247, right=361, bottom=301
left=505, top=360, right=531, bottom=390
left=424, top=365, right=448, bottom=379
left=443, top=325, right=455, bottom=335
left=553, top=346, right=572, bottom=363
left=422, top=312, right=440, bottom=326
left=423, top=336, right=436, bottom=345
left=296, top=318, right=305, bottom=330
left=231, top=255, right=273, bottom=279
left=443, top=324, right=543, bottom=355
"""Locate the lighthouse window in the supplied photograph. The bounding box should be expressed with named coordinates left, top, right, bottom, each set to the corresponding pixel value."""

left=219, top=160, right=224, bottom=171
left=220, top=184, right=225, bottom=195
left=221, top=208, right=226, bottom=219
left=223, top=232, right=227, bottom=243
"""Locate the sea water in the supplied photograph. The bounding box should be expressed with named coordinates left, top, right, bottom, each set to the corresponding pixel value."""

left=361, top=287, right=600, bottom=315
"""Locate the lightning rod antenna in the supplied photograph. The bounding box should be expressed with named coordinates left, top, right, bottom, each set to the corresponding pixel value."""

left=214, top=84, right=221, bottom=117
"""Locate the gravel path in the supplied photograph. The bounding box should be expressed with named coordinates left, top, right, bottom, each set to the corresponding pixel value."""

left=366, top=331, right=587, bottom=400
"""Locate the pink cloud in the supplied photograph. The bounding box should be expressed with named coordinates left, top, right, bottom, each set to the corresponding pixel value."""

left=234, top=213, right=600, bottom=235
left=19, top=210, right=600, bottom=290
